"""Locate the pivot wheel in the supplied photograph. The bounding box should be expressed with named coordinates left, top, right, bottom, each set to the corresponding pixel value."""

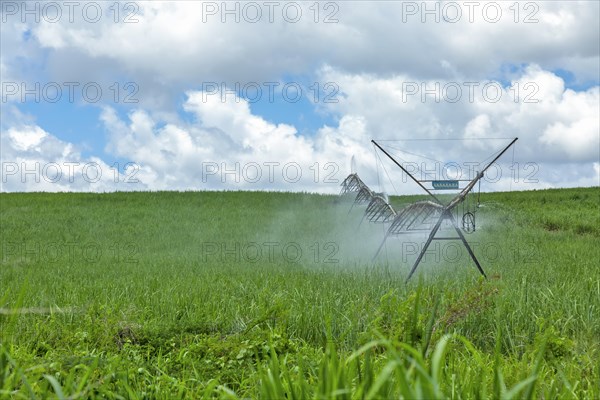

left=462, top=212, right=476, bottom=233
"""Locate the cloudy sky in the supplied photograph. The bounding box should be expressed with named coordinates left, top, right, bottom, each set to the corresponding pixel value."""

left=1, top=1, right=598, bottom=194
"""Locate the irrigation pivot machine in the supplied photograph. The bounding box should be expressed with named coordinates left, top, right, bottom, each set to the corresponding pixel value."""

left=340, top=137, right=519, bottom=282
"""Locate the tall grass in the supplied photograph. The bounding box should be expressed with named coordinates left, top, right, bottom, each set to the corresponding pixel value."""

left=0, top=187, right=598, bottom=397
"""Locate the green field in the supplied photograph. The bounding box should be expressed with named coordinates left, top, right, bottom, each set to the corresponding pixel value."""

left=1, top=187, right=599, bottom=398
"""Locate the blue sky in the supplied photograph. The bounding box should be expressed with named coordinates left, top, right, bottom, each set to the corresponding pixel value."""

left=1, top=1, right=599, bottom=192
